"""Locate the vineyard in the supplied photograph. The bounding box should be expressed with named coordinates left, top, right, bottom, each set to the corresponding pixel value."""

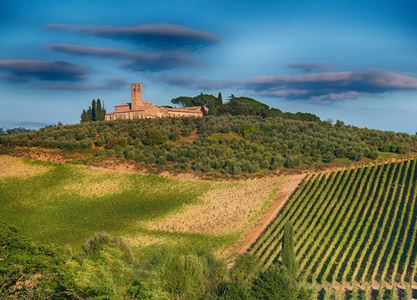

left=250, top=159, right=417, bottom=289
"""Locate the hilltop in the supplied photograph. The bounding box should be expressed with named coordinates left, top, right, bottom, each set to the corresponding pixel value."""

left=1, top=113, right=416, bottom=178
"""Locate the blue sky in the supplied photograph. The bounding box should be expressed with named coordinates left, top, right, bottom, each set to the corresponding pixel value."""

left=1, top=0, right=416, bottom=132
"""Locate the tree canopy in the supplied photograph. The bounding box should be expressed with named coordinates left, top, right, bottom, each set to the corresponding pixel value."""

left=172, top=92, right=321, bottom=121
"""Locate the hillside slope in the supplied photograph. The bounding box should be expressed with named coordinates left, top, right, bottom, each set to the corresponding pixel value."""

left=251, top=159, right=417, bottom=290
left=1, top=116, right=416, bottom=177
left=0, top=155, right=289, bottom=259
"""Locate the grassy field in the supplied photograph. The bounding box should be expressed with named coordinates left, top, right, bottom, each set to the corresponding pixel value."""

left=251, top=159, right=417, bottom=292
left=0, top=155, right=284, bottom=260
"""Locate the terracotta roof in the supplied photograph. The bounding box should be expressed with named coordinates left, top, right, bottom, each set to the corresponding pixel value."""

left=168, top=106, right=202, bottom=113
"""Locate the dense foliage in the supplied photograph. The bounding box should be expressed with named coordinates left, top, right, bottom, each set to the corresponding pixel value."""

left=217, top=95, right=321, bottom=121
left=1, top=223, right=313, bottom=299
left=80, top=99, right=106, bottom=122
left=172, top=93, right=321, bottom=121
left=1, top=115, right=416, bottom=176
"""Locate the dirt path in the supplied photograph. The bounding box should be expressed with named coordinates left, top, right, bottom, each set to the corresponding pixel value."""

left=225, top=173, right=307, bottom=260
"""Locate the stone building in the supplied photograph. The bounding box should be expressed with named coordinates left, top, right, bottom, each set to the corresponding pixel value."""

left=105, top=83, right=205, bottom=120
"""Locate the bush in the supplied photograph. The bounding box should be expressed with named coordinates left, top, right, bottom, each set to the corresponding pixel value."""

left=231, top=253, right=261, bottom=283
left=146, top=154, right=156, bottom=164
left=125, top=150, right=135, bottom=160
left=0, top=222, right=69, bottom=299
left=144, top=130, right=166, bottom=146
left=158, top=155, right=167, bottom=165
left=214, top=282, right=251, bottom=300
left=251, top=264, right=313, bottom=300
left=106, top=137, right=119, bottom=149
left=160, top=254, right=208, bottom=300
left=82, top=231, right=112, bottom=256
left=96, top=148, right=106, bottom=157
left=118, top=137, right=127, bottom=147
left=239, top=124, right=259, bottom=138
left=106, top=149, right=115, bottom=157
left=284, top=156, right=300, bottom=168
left=369, top=151, right=379, bottom=160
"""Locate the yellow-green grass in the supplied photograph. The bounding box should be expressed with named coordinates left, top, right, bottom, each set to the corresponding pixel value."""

left=0, top=155, right=283, bottom=259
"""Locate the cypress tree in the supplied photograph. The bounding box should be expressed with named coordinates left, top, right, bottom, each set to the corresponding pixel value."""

left=97, top=99, right=102, bottom=120
left=91, top=99, right=96, bottom=121
left=100, top=101, right=106, bottom=121
left=80, top=109, right=87, bottom=123
left=282, top=221, right=298, bottom=281
left=217, top=92, right=223, bottom=106
left=87, top=107, right=92, bottom=121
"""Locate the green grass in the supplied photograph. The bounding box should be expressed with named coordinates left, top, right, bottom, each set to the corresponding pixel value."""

left=333, top=157, right=351, bottom=167
left=379, top=151, right=395, bottom=158
left=0, top=157, right=239, bottom=258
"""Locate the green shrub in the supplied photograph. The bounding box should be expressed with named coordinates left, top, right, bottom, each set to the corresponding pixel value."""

left=106, top=149, right=115, bottom=157
left=146, top=154, right=156, bottom=164
left=96, top=148, right=106, bottom=157
left=251, top=264, right=313, bottom=300
left=239, top=124, right=259, bottom=138
left=106, top=137, right=119, bottom=149
left=0, top=222, right=69, bottom=299
left=144, top=130, right=166, bottom=146
left=158, top=155, right=167, bottom=165
left=369, top=151, right=379, bottom=160
left=118, top=137, right=127, bottom=147
left=160, top=254, right=208, bottom=300
left=214, top=282, right=251, bottom=300
left=82, top=231, right=112, bottom=256
left=125, top=150, right=135, bottom=160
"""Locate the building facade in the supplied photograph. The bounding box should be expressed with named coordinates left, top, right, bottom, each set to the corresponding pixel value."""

left=105, top=83, right=205, bottom=120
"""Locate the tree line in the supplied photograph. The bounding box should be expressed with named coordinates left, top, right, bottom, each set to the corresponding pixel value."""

left=172, top=93, right=321, bottom=121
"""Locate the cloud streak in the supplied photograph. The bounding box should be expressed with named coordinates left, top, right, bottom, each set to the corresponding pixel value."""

left=33, top=77, right=129, bottom=90
left=19, top=121, right=52, bottom=126
left=246, top=70, right=417, bottom=101
left=155, top=69, right=417, bottom=102
left=287, top=62, right=334, bottom=72
left=44, top=24, right=220, bottom=50
left=45, top=44, right=200, bottom=71
left=0, top=60, right=91, bottom=82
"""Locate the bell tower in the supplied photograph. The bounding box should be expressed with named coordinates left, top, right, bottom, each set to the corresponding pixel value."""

left=131, top=83, right=143, bottom=110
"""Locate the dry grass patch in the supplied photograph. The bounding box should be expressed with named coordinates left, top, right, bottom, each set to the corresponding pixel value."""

left=0, top=155, right=51, bottom=179
left=149, top=177, right=285, bottom=234
left=123, top=235, right=171, bottom=247
left=59, top=166, right=133, bottom=197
